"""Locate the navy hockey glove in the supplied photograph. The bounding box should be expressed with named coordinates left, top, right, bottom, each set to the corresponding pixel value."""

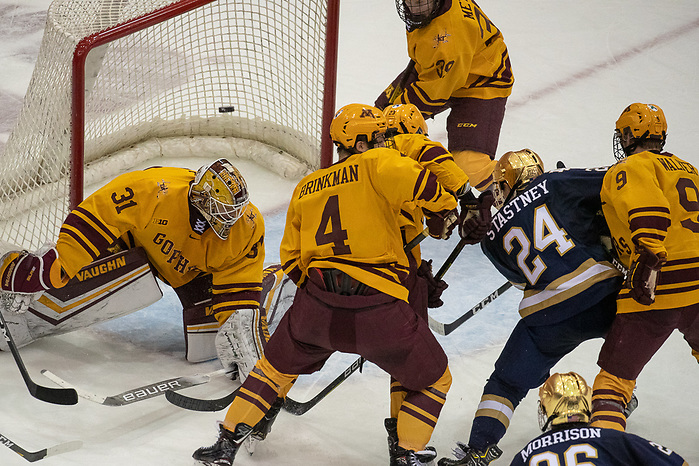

left=627, top=246, right=666, bottom=305
left=417, top=259, right=448, bottom=308
left=458, top=191, right=494, bottom=244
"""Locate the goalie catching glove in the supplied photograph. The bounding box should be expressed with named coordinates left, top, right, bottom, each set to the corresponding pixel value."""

left=458, top=191, right=494, bottom=244
left=215, top=308, right=268, bottom=382
left=627, top=246, right=666, bottom=305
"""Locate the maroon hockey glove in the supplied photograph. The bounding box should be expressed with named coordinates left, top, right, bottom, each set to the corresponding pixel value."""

left=0, top=248, right=65, bottom=294
left=424, top=208, right=458, bottom=240
left=458, top=191, right=494, bottom=244
left=417, top=259, right=448, bottom=308
left=627, top=246, right=666, bottom=305
left=374, top=60, right=418, bottom=109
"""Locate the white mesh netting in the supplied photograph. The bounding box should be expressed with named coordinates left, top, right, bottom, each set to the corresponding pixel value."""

left=0, top=0, right=330, bottom=250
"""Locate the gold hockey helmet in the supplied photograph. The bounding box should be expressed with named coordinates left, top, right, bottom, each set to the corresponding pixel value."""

left=189, top=158, right=249, bottom=240
left=491, top=149, right=544, bottom=209
left=384, top=103, right=428, bottom=136
left=613, top=103, right=667, bottom=160
left=330, top=103, right=388, bottom=151
left=537, top=372, right=592, bottom=432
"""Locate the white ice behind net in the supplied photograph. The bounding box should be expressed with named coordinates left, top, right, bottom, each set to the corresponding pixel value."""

left=0, top=0, right=327, bottom=251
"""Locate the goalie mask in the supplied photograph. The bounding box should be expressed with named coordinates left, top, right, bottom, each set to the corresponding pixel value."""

left=491, top=149, right=544, bottom=210
left=330, top=103, right=388, bottom=153
left=189, top=159, right=249, bottom=240
left=384, top=103, right=429, bottom=136
left=537, top=372, right=592, bottom=432
left=613, top=103, right=667, bottom=161
left=396, top=0, right=444, bottom=30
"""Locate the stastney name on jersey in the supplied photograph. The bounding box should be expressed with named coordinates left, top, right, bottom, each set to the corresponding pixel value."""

left=520, top=427, right=602, bottom=462
left=489, top=179, right=550, bottom=236
left=298, top=164, right=359, bottom=199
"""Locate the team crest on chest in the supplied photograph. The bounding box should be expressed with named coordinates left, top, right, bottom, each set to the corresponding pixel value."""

left=433, top=30, right=450, bottom=48
left=156, top=179, right=169, bottom=198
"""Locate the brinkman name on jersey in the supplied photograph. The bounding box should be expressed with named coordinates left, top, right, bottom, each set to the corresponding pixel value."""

left=298, top=164, right=359, bottom=199
left=488, top=179, right=550, bottom=237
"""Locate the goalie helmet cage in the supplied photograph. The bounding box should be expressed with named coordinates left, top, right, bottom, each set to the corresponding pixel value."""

left=0, top=0, right=339, bottom=251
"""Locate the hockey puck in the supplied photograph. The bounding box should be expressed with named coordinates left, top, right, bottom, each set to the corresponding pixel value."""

left=218, top=106, right=235, bottom=113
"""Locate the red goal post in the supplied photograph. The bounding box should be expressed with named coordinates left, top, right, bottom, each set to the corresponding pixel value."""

left=0, top=0, right=339, bottom=251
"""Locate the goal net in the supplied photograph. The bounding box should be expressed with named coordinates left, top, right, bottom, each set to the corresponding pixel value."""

left=0, top=0, right=338, bottom=251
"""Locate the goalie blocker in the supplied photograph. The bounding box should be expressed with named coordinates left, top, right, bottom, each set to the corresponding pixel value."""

left=0, top=247, right=162, bottom=351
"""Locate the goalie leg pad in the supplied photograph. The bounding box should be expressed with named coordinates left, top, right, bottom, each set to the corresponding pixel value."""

left=183, top=302, right=219, bottom=363
left=216, top=308, right=267, bottom=382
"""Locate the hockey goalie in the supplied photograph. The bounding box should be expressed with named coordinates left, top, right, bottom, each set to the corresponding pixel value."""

left=0, top=159, right=295, bottom=381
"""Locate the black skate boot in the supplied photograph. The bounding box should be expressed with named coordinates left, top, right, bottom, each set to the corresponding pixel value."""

left=244, top=397, right=285, bottom=454
left=391, top=445, right=437, bottom=466
left=386, top=418, right=437, bottom=465
left=193, top=423, right=252, bottom=465
left=385, top=417, right=399, bottom=458
left=437, top=443, right=502, bottom=466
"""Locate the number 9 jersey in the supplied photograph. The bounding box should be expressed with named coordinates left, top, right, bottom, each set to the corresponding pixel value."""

left=601, top=151, right=699, bottom=313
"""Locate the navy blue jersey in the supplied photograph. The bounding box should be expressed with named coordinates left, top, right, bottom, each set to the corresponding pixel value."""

left=509, top=426, right=687, bottom=466
left=482, top=168, right=623, bottom=325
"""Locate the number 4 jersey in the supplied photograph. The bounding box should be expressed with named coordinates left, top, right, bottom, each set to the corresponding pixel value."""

left=601, top=151, right=699, bottom=313
left=482, top=168, right=624, bottom=325
left=280, top=147, right=457, bottom=302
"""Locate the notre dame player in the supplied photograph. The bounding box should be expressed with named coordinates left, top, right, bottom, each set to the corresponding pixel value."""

left=438, top=150, right=624, bottom=466
left=0, top=159, right=268, bottom=378
left=590, top=103, right=699, bottom=431
left=193, top=104, right=458, bottom=466
left=509, top=372, right=688, bottom=466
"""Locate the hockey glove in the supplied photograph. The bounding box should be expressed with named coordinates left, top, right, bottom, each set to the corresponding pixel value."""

left=458, top=191, right=494, bottom=244
left=627, top=246, right=666, bottom=305
left=417, top=259, right=448, bottom=308
left=375, top=60, right=418, bottom=109
left=215, top=308, right=267, bottom=382
left=0, top=247, right=66, bottom=295
left=424, top=208, right=458, bottom=240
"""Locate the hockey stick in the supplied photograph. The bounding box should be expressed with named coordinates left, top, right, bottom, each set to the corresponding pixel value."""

left=165, top=385, right=240, bottom=412
left=283, top=356, right=365, bottom=415
left=0, top=304, right=78, bottom=405
left=0, top=432, right=82, bottom=462
left=428, top=281, right=512, bottom=336
left=41, top=368, right=233, bottom=407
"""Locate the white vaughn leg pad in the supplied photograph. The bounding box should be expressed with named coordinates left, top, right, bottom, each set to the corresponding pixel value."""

left=215, top=308, right=265, bottom=382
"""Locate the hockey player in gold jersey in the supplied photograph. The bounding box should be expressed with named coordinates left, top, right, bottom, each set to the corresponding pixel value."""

left=590, top=103, right=699, bottom=431
left=376, top=0, right=514, bottom=191
left=1, top=159, right=268, bottom=377
left=193, top=104, right=458, bottom=466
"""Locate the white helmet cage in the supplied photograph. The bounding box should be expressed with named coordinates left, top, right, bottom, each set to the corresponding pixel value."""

left=189, top=159, right=250, bottom=239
